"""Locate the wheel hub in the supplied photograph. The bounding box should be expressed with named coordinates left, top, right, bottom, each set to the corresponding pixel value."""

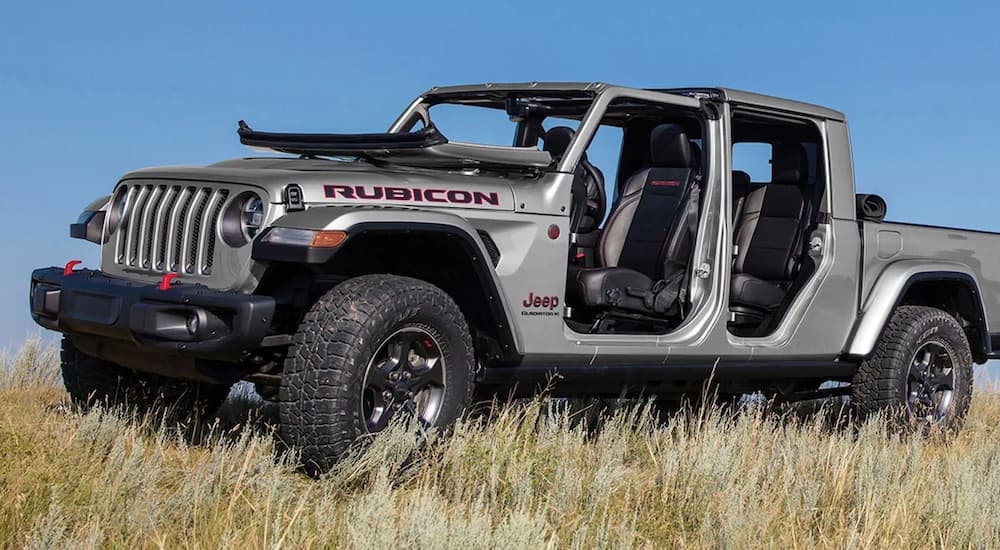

left=906, top=341, right=956, bottom=423
left=361, top=326, right=446, bottom=433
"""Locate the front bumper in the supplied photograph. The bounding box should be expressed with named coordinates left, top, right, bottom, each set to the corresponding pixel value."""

left=30, top=267, right=275, bottom=361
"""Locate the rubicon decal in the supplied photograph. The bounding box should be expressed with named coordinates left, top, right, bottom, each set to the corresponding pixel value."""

left=324, top=184, right=501, bottom=206
left=520, top=292, right=560, bottom=317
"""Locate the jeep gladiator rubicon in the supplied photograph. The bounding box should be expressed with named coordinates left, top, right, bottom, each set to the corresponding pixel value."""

left=31, top=83, right=998, bottom=474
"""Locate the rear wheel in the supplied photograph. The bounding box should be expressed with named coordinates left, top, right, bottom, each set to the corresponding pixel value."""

left=60, top=337, right=231, bottom=424
left=851, top=306, right=973, bottom=432
left=278, top=275, right=475, bottom=476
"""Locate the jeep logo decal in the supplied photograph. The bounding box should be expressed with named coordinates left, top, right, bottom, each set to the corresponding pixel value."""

left=520, top=292, right=560, bottom=317
left=324, top=184, right=501, bottom=206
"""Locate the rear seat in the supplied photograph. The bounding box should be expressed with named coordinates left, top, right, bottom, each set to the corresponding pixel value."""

left=732, top=170, right=751, bottom=221
left=729, top=144, right=812, bottom=315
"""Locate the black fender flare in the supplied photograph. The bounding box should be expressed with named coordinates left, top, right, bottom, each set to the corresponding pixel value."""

left=254, top=219, right=522, bottom=362
left=846, top=265, right=990, bottom=361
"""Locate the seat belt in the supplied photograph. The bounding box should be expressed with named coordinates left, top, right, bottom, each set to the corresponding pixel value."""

left=787, top=184, right=816, bottom=278
left=650, top=173, right=701, bottom=312
left=675, top=181, right=701, bottom=305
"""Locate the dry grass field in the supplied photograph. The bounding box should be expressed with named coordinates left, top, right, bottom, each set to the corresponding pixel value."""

left=3, top=338, right=1000, bottom=548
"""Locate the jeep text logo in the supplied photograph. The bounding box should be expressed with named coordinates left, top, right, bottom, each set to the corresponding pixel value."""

left=520, top=292, right=560, bottom=317
left=324, top=184, right=500, bottom=206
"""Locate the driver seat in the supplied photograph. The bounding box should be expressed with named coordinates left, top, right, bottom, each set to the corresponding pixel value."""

left=568, top=124, right=701, bottom=316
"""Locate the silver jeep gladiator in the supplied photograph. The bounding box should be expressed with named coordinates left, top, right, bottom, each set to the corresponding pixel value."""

left=30, top=82, right=998, bottom=474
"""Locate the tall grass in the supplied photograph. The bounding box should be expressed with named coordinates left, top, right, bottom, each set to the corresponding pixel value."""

left=2, top=341, right=1000, bottom=548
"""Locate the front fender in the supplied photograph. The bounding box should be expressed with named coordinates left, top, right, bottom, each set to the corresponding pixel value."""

left=266, top=204, right=489, bottom=233
left=845, top=260, right=989, bottom=358
left=254, top=205, right=522, bottom=355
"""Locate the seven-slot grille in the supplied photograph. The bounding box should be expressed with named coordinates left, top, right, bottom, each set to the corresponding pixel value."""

left=113, top=184, right=230, bottom=276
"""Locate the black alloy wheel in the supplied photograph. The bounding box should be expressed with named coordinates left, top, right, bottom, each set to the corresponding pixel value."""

left=905, top=341, right=956, bottom=423
left=361, top=326, right=447, bottom=432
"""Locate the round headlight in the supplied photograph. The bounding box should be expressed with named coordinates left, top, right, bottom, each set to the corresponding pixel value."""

left=242, top=195, right=264, bottom=239
left=106, top=188, right=128, bottom=235
left=221, top=192, right=266, bottom=247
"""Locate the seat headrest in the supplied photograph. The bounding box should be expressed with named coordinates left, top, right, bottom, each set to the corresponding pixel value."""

left=650, top=124, right=691, bottom=168
left=542, top=126, right=576, bottom=158
left=771, top=142, right=808, bottom=185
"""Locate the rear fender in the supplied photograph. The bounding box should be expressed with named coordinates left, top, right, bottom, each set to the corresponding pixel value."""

left=846, top=260, right=989, bottom=361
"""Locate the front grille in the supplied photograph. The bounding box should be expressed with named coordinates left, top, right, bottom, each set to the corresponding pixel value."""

left=113, top=184, right=230, bottom=276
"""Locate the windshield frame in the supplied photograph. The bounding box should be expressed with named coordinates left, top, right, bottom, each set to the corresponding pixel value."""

left=556, top=87, right=701, bottom=172
left=388, top=84, right=704, bottom=174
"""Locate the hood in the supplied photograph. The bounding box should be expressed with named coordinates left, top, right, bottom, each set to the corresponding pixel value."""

left=120, top=157, right=518, bottom=211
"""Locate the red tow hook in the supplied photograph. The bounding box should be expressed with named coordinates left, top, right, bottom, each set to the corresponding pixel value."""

left=63, top=260, right=82, bottom=275
left=159, top=273, right=180, bottom=291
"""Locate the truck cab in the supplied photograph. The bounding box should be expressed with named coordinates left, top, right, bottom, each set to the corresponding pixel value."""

left=405, top=85, right=866, bottom=395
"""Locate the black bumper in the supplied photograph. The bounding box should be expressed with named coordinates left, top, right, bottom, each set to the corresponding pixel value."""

left=30, top=267, right=275, bottom=361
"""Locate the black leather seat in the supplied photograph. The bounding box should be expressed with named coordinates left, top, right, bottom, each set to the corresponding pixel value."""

left=569, top=124, right=701, bottom=316
left=729, top=143, right=812, bottom=313
left=542, top=126, right=606, bottom=233
left=731, top=170, right=751, bottom=221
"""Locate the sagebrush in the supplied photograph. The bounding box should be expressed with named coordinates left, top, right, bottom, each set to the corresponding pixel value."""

left=2, top=338, right=999, bottom=549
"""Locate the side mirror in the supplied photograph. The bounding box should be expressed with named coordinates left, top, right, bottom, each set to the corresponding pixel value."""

left=856, top=194, right=887, bottom=222
left=69, top=194, right=112, bottom=245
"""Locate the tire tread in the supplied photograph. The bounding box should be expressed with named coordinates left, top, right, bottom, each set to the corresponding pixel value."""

left=279, top=274, right=475, bottom=475
left=852, top=305, right=973, bottom=430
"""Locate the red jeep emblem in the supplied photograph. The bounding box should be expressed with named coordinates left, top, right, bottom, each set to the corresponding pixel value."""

left=522, top=292, right=559, bottom=310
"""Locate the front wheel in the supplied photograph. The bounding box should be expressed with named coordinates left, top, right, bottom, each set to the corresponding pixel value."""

left=278, top=275, right=475, bottom=476
left=851, top=305, right=974, bottom=432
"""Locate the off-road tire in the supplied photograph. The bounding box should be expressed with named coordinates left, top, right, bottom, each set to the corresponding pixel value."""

left=60, top=337, right=231, bottom=424
left=279, top=274, right=475, bottom=476
left=851, top=305, right=973, bottom=432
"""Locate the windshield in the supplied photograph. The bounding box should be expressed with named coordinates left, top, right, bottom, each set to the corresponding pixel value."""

left=410, top=93, right=597, bottom=150
left=425, top=103, right=525, bottom=146
left=423, top=101, right=603, bottom=152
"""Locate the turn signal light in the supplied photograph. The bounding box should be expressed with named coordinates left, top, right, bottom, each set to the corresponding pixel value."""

left=310, top=230, right=348, bottom=248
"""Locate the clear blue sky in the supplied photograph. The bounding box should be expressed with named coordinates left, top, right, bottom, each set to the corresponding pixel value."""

left=1, top=0, right=999, bottom=351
